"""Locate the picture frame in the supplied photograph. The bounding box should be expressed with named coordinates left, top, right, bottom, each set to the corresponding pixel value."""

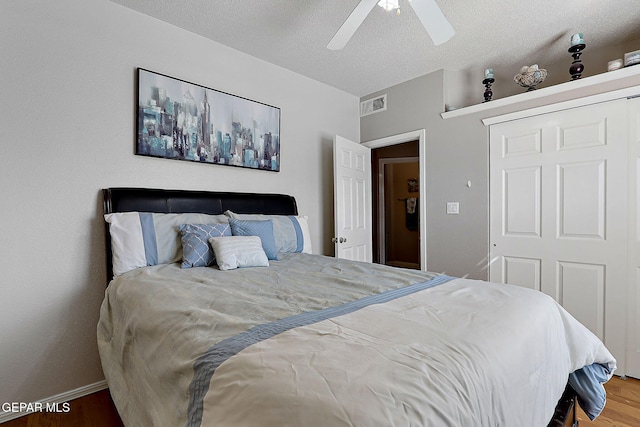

left=136, top=68, right=281, bottom=171
left=407, top=178, right=419, bottom=193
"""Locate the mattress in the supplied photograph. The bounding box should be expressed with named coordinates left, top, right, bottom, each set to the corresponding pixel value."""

left=97, top=253, right=615, bottom=426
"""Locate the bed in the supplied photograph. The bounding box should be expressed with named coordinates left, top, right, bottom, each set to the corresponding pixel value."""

left=97, top=187, right=616, bottom=427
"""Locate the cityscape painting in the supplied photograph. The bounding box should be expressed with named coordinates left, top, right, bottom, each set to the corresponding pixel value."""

left=136, top=68, right=281, bottom=171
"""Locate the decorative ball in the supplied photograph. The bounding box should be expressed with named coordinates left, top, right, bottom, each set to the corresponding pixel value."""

left=514, top=64, right=548, bottom=90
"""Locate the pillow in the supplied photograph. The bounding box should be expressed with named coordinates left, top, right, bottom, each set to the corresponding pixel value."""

left=104, top=212, right=228, bottom=276
left=225, top=211, right=312, bottom=254
left=228, top=218, right=279, bottom=260
left=208, top=236, right=269, bottom=271
left=179, top=223, right=231, bottom=268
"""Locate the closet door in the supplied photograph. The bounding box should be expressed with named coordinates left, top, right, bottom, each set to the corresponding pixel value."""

left=628, top=97, right=640, bottom=378
left=489, top=99, right=628, bottom=372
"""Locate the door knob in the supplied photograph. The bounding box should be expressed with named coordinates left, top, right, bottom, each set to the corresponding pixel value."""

left=339, top=237, right=347, bottom=243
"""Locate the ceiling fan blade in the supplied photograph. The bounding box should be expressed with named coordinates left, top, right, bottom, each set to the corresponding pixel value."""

left=409, top=0, right=455, bottom=46
left=327, top=0, right=379, bottom=50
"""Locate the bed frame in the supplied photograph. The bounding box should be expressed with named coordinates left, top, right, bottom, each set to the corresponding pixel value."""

left=101, top=186, right=578, bottom=427
left=103, top=187, right=298, bottom=216
left=549, top=385, right=579, bottom=427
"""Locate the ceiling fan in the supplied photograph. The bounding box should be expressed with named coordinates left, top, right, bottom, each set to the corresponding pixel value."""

left=327, top=0, right=454, bottom=50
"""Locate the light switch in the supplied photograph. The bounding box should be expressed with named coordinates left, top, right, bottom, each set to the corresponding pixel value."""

left=446, top=202, right=460, bottom=214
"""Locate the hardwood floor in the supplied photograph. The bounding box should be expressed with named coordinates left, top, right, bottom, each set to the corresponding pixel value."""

left=3, top=376, right=639, bottom=426
left=2, top=390, right=123, bottom=427
left=576, top=376, right=640, bottom=427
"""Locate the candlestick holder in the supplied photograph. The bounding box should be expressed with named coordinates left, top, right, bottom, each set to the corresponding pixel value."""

left=482, top=78, right=494, bottom=102
left=569, top=43, right=586, bottom=80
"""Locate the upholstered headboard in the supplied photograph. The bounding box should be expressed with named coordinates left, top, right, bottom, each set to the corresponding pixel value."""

left=102, top=187, right=298, bottom=281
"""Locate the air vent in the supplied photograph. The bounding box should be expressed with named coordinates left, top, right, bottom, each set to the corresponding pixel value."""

left=360, top=94, right=387, bottom=117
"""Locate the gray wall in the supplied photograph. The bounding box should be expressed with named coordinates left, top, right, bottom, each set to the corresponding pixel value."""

left=0, top=0, right=359, bottom=407
left=361, top=40, right=640, bottom=282
left=447, top=38, right=640, bottom=108
left=361, top=71, right=489, bottom=280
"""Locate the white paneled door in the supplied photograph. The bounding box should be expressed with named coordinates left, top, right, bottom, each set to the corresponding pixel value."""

left=628, top=97, right=640, bottom=378
left=333, top=135, right=372, bottom=262
left=489, top=99, right=628, bottom=373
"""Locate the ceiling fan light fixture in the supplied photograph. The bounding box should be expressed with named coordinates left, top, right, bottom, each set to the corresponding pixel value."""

left=327, top=0, right=454, bottom=50
left=377, top=0, right=399, bottom=12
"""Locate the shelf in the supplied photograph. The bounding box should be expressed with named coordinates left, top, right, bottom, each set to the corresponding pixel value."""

left=441, top=65, right=640, bottom=120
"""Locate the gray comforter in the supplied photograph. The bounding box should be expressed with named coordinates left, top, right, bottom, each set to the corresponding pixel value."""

left=97, top=253, right=615, bottom=426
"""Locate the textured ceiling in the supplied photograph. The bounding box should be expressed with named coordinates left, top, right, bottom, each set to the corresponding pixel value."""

left=111, top=0, right=640, bottom=97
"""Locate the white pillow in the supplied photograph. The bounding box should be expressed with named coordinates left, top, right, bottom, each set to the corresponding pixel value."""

left=295, top=216, right=312, bottom=254
left=208, top=236, right=269, bottom=271
left=104, top=212, right=228, bottom=276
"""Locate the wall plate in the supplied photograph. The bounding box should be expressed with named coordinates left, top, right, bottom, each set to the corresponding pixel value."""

left=446, top=202, right=460, bottom=214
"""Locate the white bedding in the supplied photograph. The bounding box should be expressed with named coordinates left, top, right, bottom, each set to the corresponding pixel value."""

left=97, top=253, right=615, bottom=426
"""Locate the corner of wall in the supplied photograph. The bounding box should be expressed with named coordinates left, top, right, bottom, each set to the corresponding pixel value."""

left=443, top=69, right=479, bottom=112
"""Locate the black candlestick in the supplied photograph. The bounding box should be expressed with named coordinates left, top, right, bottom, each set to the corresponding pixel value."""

left=483, top=78, right=494, bottom=102
left=569, top=43, right=586, bottom=80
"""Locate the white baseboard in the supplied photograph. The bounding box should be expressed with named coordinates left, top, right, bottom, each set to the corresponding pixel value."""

left=0, top=380, right=108, bottom=424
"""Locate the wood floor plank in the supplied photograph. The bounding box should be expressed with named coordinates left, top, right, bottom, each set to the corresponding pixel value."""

left=4, top=376, right=639, bottom=426
left=575, top=376, right=640, bottom=427
left=2, top=390, right=123, bottom=427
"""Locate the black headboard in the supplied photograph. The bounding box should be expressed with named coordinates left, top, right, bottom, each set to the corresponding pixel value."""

left=103, top=187, right=298, bottom=281
left=103, top=187, right=298, bottom=216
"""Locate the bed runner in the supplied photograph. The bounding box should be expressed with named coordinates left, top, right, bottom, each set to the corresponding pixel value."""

left=187, top=274, right=455, bottom=426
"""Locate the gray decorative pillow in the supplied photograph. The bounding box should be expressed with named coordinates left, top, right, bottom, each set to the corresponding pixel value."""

left=179, top=223, right=231, bottom=268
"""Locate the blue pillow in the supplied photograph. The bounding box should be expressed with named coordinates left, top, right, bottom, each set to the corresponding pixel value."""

left=225, top=211, right=312, bottom=254
left=179, top=223, right=231, bottom=268
left=228, top=218, right=279, bottom=260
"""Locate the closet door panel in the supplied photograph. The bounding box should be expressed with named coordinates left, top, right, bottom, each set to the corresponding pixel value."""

left=490, top=99, right=628, bottom=372
left=503, top=166, right=541, bottom=237
left=557, top=160, right=606, bottom=239
left=502, top=256, right=541, bottom=291
left=558, top=261, right=605, bottom=340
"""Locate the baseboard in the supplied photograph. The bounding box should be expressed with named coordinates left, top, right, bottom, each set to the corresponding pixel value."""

left=0, top=380, right=108, bottom=424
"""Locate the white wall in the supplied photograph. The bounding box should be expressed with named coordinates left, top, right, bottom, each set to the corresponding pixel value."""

left=0, top=0, right=359, bottom=406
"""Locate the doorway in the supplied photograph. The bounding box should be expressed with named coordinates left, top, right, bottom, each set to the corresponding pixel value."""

left=363, top=130, right=426, bottom=270
left=377, top=155, right=420, bottom=268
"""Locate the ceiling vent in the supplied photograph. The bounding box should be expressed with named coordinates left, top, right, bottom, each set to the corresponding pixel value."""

left=360, top=94, right=387, bottom=117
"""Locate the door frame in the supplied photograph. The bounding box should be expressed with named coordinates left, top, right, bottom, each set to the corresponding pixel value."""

left=363, top=129, right=427, bottom=271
